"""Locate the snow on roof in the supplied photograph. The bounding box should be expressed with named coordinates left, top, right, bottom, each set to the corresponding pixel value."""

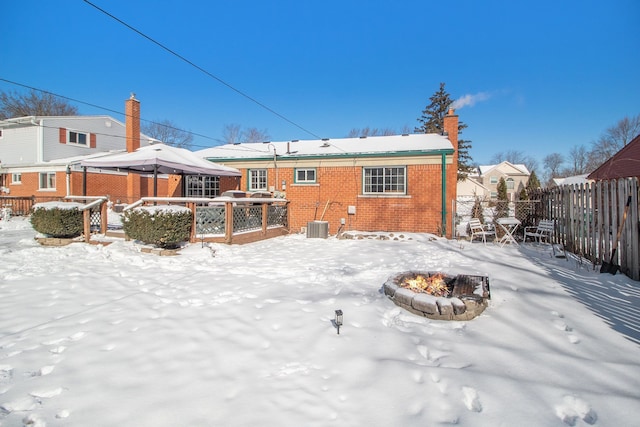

left=553, top=174, right=592, bottom=186
left=478, top=162, right=530, bottom=176
left=196, top=134, right=454, bottom=160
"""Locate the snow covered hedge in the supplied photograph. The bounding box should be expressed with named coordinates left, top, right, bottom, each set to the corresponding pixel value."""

left=30, top=202, right=85, bottom=238
left=123, top=205, right=192, bottom=249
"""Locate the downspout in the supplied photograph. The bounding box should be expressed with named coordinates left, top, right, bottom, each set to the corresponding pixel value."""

left=441, top=152, right=447, bottom=237
left=83, top=166, right=87, bottom=196
left=153, top=164, right=158, bottom=197
left=34, top=118, right=44, bottom=163
left=66, top=164, right=71, bottom=196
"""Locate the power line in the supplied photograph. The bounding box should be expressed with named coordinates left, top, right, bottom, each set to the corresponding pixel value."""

left=0, top=77, right=226, bottom=146
left=82, top=0, right=322, bottom=140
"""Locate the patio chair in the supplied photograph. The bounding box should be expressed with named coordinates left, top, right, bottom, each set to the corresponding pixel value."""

left=523, top=219, right=554, bottom=244
left=468, top=218, right=495, bottom=245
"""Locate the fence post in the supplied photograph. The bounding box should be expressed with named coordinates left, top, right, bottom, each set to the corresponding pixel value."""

left=262, top=202, right=268, bottom=235
left=83, top=209, right=91, bottom=243
left=225, top=201, right=234, bottom=244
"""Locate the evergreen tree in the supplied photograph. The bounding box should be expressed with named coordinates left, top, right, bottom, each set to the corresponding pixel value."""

left=497, top=177, right=508, bottom=201
left=526, top=170, right=541, bottom=192
left=494, top=177, right=509, bottom=221
left=415, top=83, right=474, bottom=181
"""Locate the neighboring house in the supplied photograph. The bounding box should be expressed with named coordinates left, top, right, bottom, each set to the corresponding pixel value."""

left=588, top=134, right=640, bottom=180
left=457, top=173, right=491, bottom=200
left=476, top=161, right=530, bottom=201
left=197, top=109, right=460, bottom=237
left=552, top=174, right=593, bottom=187
left=0, top=96, right=239, bottom=204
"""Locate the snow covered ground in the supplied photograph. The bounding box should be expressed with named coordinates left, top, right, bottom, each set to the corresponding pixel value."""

left=1, top=217, right=639, bottom=426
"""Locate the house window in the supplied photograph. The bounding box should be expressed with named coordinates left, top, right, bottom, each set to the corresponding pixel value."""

left=39, top=172, right=56, bottom=190
left=249, top=169, right=267, bottom=191
left=68, top=130, right=88, bottom=145
left=11, top=173, right=22, bottom=184
left=506, top=178, right=514, bottom=190
left=363, top=166, right=406, bottom=194
left=295, top=168, right=316, bottom=184
left=490, top=191, right=497, bottom=199
left=490, top=176, right=498, bottom=184
left=185, top=175, right=219, bottom=198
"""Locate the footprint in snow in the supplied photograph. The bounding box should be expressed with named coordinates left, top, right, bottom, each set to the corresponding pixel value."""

left=555, top=395, right=597, bottom=425
left=551, top=311, right=580, bottom=344
left=461, top=386, right=483, bottom=412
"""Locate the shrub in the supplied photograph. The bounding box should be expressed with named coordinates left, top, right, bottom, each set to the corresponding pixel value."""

left=30, top=202, right=84, bottom=238
left=123, top=206, right=192, bottom=249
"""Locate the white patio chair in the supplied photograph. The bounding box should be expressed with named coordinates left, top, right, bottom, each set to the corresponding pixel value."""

left=523, top=219, right=554, bottom=244
left=468, top=218, right=495, bottom=245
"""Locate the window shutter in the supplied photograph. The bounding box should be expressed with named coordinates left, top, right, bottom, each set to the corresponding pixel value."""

left=90, top=133, right=96, bottom=148
left=59, top=128, right=66, bottom=144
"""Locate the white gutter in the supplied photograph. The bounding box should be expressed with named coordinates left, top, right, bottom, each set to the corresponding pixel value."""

left=35, top=118, right=44, bottom=163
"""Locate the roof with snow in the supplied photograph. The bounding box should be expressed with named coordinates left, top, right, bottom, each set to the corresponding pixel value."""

left=552, top=174, right=593, bottom=186
left=478, top=162, right=530, bottom=176
left=196, top=134, right=454, bottom=161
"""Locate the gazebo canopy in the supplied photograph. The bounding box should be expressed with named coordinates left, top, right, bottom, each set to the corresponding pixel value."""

left=80, top=143, right=241, bottom=177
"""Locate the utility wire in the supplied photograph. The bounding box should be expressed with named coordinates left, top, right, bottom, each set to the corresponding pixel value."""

left=82, top=0, right=322, bottom=140
left=0, top=77, right=226, bottom=146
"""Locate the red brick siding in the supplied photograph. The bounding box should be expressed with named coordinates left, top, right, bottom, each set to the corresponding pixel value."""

left=239, top=162, right=456, bottom=237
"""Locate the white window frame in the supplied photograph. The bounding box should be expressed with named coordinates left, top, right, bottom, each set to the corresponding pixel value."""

left=68, top=130, right=88, bottom=146
left=363, top=166, right=406, bottom=195
left=249, top=169, right=267, bottom=191
left=185, top=175, right=219, bottom=198
left=506, top=178, right=515, bottom=190
left=11, top=172, right=22, bottom=184
left=39, top=172, right=56, bottom=190
left=295, top=168, right=316, bottom=184
left=490, top=176, right=498, bottom=184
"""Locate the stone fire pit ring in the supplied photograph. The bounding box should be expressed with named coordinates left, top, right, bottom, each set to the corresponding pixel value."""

left=383, top=271, right=490, bottom=321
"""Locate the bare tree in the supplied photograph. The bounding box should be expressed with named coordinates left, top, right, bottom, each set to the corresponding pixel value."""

left=346, top=127, right=408, bottom=137
left=563, top=145, right=590, bottom=176
left=490, top=150, right=538, bottom=175
left=543, top=152, right=565, bottom=184
left=222, top=123, right=243, bottom=144
left=142, top=119, right=194, bottom=149
left=0, top=89, right=78, bottom=119
left=589, top=114, right=640, bottom=166
left=243, top=127, right=270, bottom=143
left=221, top=124, right=270, bottom=144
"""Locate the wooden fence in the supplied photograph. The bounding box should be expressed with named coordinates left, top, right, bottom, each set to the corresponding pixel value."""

left=530, top=178, right=640, bottom=280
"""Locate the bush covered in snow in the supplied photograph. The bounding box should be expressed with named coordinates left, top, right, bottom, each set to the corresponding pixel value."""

left=123, top=205, right=192, bottom=249
left=30, top=203, right=84, bottom=238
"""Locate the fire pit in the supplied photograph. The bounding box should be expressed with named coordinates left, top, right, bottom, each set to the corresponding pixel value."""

left=382, top=271, right=490, bottom=320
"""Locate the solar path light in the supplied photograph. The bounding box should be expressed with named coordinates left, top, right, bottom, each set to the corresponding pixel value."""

left=335, top=309, right=343, bottom=335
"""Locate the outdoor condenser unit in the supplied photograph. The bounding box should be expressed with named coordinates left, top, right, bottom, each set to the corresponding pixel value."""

left=307, top=221, right=329, bottom=239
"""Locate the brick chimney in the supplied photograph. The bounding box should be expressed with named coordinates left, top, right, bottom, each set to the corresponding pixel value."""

left=442, top=107, right=459, bottom=150
left=125, top=93, right=141, bottom=152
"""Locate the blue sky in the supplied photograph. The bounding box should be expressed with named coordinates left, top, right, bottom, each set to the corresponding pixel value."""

left=2, top=0, right=639, bottom=170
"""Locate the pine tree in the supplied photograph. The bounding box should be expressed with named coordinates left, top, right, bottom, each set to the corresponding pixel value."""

left=494, top=177, right=509, bottom=221
left=497, top=177, right=508, bottom=201
left=415, top=83, right=474, bottom=181
left=526, top=170, right=541, bottom=192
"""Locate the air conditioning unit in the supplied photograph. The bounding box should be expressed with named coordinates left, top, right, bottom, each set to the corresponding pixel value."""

left=307, top=221, right=329, bottom=238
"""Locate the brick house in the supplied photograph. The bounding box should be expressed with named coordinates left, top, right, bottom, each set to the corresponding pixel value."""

left=0, top=96, right=240, bottom=206
left=198, top=109, right=460, bottom=237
